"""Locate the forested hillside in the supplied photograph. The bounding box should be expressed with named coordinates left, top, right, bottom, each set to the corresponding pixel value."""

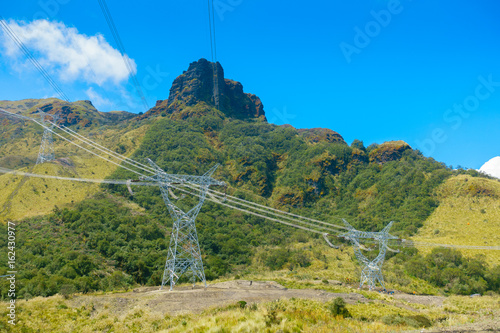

left=0, top=59, right=498, bottom=301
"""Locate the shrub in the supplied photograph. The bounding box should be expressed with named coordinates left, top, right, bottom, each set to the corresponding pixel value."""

left=382, top=314, right=432, bottom=328
left=265, top=302, right=284, bottom=326
left=328, top=297, right=351, bottom=318
left=408, top=315, right=432, bottom=328
left=59, top=284, right=76, bottom=299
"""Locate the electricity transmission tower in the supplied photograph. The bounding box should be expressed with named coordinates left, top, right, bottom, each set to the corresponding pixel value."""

left=339, top=219, right=398, bottom=291
left=144, top=159, right=225, bottom=291
left=36, top=111, right=59, bottom=164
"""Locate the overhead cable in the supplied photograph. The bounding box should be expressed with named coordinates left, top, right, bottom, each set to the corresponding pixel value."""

left=0, top=17, right=70, bottom=102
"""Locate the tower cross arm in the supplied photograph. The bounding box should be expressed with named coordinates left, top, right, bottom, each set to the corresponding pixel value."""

left=164, top=174, right=226, bottom=187
left=143, top=159, right=225, bottom=187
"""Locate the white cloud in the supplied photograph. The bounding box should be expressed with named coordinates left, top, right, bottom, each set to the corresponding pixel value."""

left=1, top=19, right=134, bottom=86
left=85, top=87, right=112, bottom=109
left=479, top=156, right=500, bottom=179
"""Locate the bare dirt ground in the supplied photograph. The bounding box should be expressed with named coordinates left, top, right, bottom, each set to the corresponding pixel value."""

left=67, top=280, right=500, bottom=331
left=422, top=320, right=500, bottom=333
left=70, top=280, right=369, bottom=316
left=70, top=280, right=447, bottom=316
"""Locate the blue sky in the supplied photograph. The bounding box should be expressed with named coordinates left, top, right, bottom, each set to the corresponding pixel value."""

left=1, top=0, right=500, bottom=169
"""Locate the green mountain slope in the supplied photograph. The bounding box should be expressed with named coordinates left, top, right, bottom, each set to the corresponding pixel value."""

left=110, top=114, right=451, bottom=236
left=414, top=175, right=500, bottom=266
left=0, top=105, right=152, bottom=222
left=0, top=59, right=498, bottom=302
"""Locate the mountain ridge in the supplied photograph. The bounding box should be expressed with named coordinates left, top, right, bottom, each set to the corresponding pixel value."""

left=140, top=58, right=266, bottom=121
left=0, top=98, right=135, bottom=127
left=0, top=60, right=499, bottom=323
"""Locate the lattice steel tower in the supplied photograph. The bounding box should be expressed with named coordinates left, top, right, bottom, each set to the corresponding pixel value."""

left=36, top=111, right=59, bottom=164
left=144, top=159, right=225, bottom=290
left=340, top=219, right=398, bottom=290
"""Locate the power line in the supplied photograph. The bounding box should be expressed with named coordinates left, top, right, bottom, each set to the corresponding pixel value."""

left=36, top=111, right=59, bottom=164
left=3, top=108, right=332, bottom=234
left=2, top=108, right=500, bottom=251
left=0, top=17, right=71, bottom=102
left=207, top=0, right=219, bottom=109
left=3, top=164, right=500, bottom=252
left=406, top=240, right=500, bottom=251
left=19, top=110, right=347, bottom=233
left=211, top=0, right=217, bottom=61
left=0, top=167, right=153, bottom=186
left=97, top=0, right=149, bottom=111
left=207, top=0, right=214, bottom=63
left=0, top=108, right=341, bottom=235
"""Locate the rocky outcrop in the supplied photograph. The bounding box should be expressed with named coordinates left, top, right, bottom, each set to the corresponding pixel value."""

left=36, top=100, right=135, bottom=127
left=142, top=58, right=266, bottom=120
left=0, top=98, right=136, bottom=127
left=369, top=140, right=411, bottom=164
left=297, top=128, right=346, bottom=145
left=0, top=98, right=135, bottom=127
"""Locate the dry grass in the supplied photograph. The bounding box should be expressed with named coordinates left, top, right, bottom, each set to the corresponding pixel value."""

left=1, top=290, right=497, bottom=332
left=0, top=121, right=151, bottom=223
left=0, top=156, right=116, bottom=222
left=413, top=175, right=500, bottom=266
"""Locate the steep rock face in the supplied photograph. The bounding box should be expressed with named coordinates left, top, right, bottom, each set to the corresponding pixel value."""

left=222, top=79, right=265, bottom=119
left=369, top=140, right=411, bottom=164
left=143, top=58, right=266, bottom=120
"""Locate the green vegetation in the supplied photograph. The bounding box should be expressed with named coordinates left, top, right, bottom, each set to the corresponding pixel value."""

left=0, top=98, right=499, bottom=333
left=0, top=105, right=152, bottom=222
left=109, top=115, right=454, bottom=237
left=382, top=314, right=432, bottom=328
left=327, top=297, right=351, bottom=318
left=1, top=293, right=498, bottom=332
left=414, top=175, right=500, bottom=266
left=399, top=247, right=500, bottom=295
left=2, top=109, right=498, bottom=300
left=3, top=189, right=497, bottom=301
left=0, top=192, right=306, bottom=299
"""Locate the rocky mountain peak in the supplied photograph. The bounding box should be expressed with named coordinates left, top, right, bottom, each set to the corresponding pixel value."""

left=143, top=58, right=266, bottom=120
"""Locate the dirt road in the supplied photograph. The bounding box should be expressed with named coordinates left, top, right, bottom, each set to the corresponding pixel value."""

left=69, top=280, right=446, bottom=316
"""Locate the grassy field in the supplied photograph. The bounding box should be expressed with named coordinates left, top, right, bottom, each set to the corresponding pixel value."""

left=413, top=174, right=500, bottom=266
left=0, top=157, right=118, bottom=222
left=229, top=239, right=441, bottom=296
left=0, top=286, right=497, bottom=332
left=0, top=120, right=151, bottom=223
left=1, top=109, right=499, bottom=331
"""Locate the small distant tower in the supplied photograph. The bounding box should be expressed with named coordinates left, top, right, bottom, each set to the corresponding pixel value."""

left=36, top=111, right=59, bottom=165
